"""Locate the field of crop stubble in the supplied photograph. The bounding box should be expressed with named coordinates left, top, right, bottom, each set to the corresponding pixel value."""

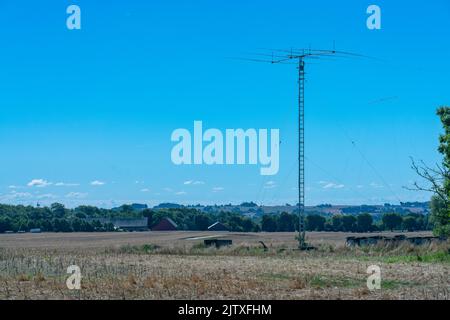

left=0, top=231, right=448, bottom=300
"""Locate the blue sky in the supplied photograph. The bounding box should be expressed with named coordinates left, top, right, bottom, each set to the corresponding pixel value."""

left=0, top=0, right=449, bottom=207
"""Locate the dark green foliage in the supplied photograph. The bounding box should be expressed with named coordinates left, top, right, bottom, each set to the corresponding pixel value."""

left=194, top=214, right=212, bottom=230
left=261, top=215, right=277, bottom=232
left=0, top=203, right=432, bottom=233
left=382, top=213, right=403, bottom=231
left=411, top=107, right=450, bottom=237
left=430, top=195, right=450, bottom=236
left=331, top=215, right=344, bottom=231
left=341, top=215, right=357, bottom=232
left=240, top=202, right=258, bottom=207
left=277, top=212, right=297, bottom=231
left=432, top=107, right=450, bottom=236
left=0, top=203, right=119, bottom=233
left=356, top=213, right=373, bottom=232
left=305, top=214, right=326, bottom=231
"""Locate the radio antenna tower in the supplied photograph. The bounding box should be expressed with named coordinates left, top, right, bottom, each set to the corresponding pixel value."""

left=236, top=47, right=365, bottom=250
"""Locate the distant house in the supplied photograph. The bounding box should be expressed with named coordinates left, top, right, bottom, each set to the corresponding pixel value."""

left=113, top=218, right=148, bottom=231
left=207, top=221, right=228, bottom=231
left=152, top=217, right=178, bottom=231
left=30, top=228, right=41, bottom=233
left=84, top=218, right=148, bottom=231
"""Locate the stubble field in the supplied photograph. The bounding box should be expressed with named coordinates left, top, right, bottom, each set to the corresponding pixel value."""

left=0, top=231, right=448, bottom=300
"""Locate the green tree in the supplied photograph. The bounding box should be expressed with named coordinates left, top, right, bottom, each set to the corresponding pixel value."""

left=429, top=196, right=449, bottom=235
left=402, top=216, right=417, bottom=231
left=410, top=107, right=450, bottom=237
left=382, top=213, right=403, bottom=231
left=261, top=215, right=277, bottom=232
left=119, top=205, right=134, bottom=214
left=104, top=222, right=115, bottom=232
left=356, top=213, right=373, bottom=232
left=40, top=219, right=53, bottom=232
left=331, top=215, right=343, bottom=231
left=341, top=215, right=357, bottom=232
left=277, top=212, right=296, bottom=231
left=305, top=214, right=326, bottom=231
left=51, top=203, right=66, bottom=218
left=53, top=218, right=72, bottom=232
left=0, top=217, right=12, bottom=232
left=142, top=209, right=153, bottom=228
left=194, top=214, right=211, bottom=230
left=241, top=218, right=255, bottom=232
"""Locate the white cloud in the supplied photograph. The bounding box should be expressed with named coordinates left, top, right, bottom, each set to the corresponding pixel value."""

left=140, top=188, right=150, bottom=192
left=55, top=182, right=80, bottom=187
left=65, top=192, right=88, bottom=199
left=27, top=179, right=52, bottom=188
left=183, top=180, right=205, bottom=185
left=370, top=182, right=383, bottom=189
left=264, top=181, right=277, bottom=189
left=36, top=193, right=57, bottom=199
left=163, top=187, right=173, bottom=192
left=1, top=191, right=33, bottom=200
left=322, top=182, right=345, bottom=189
left=319, top=181, right=345, bottom=189
left=8, top=185, right=19, bottom=189
left=175, top=191, right=187, bottom=195
left=90, top=180, right=105, bottom=186
left=212, top=187, right=224, bottom=192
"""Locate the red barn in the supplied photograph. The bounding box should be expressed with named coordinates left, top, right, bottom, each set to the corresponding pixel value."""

left=152, top=217, right=178, bottom=231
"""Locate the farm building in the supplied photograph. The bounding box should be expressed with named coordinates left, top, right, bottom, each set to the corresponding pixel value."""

left=207, top=221, right=228, bottom=231
left=84, top=218, right=148, bottom=231
left=152, top=217, right=178, bottom=231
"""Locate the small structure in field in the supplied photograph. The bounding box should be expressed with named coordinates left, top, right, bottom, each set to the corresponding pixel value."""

left=152, top=217, right=178, bottom=231
left=346, top=235, right=446, bottom=247
left=204, top=239, right=232, bottom=248
left=207, top=221, right=228, bottom=231
left=30, top=228, right=41, bottom=233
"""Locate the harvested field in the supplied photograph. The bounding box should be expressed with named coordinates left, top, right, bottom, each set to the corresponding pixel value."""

left=0, top=231, right=433, bottom=249
left=0, top=231, right=448, bottom=300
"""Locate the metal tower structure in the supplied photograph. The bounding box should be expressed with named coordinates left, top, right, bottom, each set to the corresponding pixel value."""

left=298, top=57, right=306, bottom=249
left=237, top=48, right=364, bottom=249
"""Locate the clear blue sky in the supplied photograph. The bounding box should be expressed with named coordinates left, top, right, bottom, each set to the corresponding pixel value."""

left=0, top=0, right=449, bottom=207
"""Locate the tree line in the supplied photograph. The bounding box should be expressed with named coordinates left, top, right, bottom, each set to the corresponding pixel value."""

left=0, top=202, right=431, bottom=233
left=0, top=203, right=118, bottom=233
left=260, top=212, right=430, bottom=233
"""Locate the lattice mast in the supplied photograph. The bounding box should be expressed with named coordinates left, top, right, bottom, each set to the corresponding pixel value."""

left=237, top=48, right=363, bottom=249
left=298, top=57, right=306, bottom=249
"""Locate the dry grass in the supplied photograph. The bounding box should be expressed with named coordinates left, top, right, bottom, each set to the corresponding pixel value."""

left=0, top=232, right=448, bottom=300
left=0, top=231, right=433, bottom=249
